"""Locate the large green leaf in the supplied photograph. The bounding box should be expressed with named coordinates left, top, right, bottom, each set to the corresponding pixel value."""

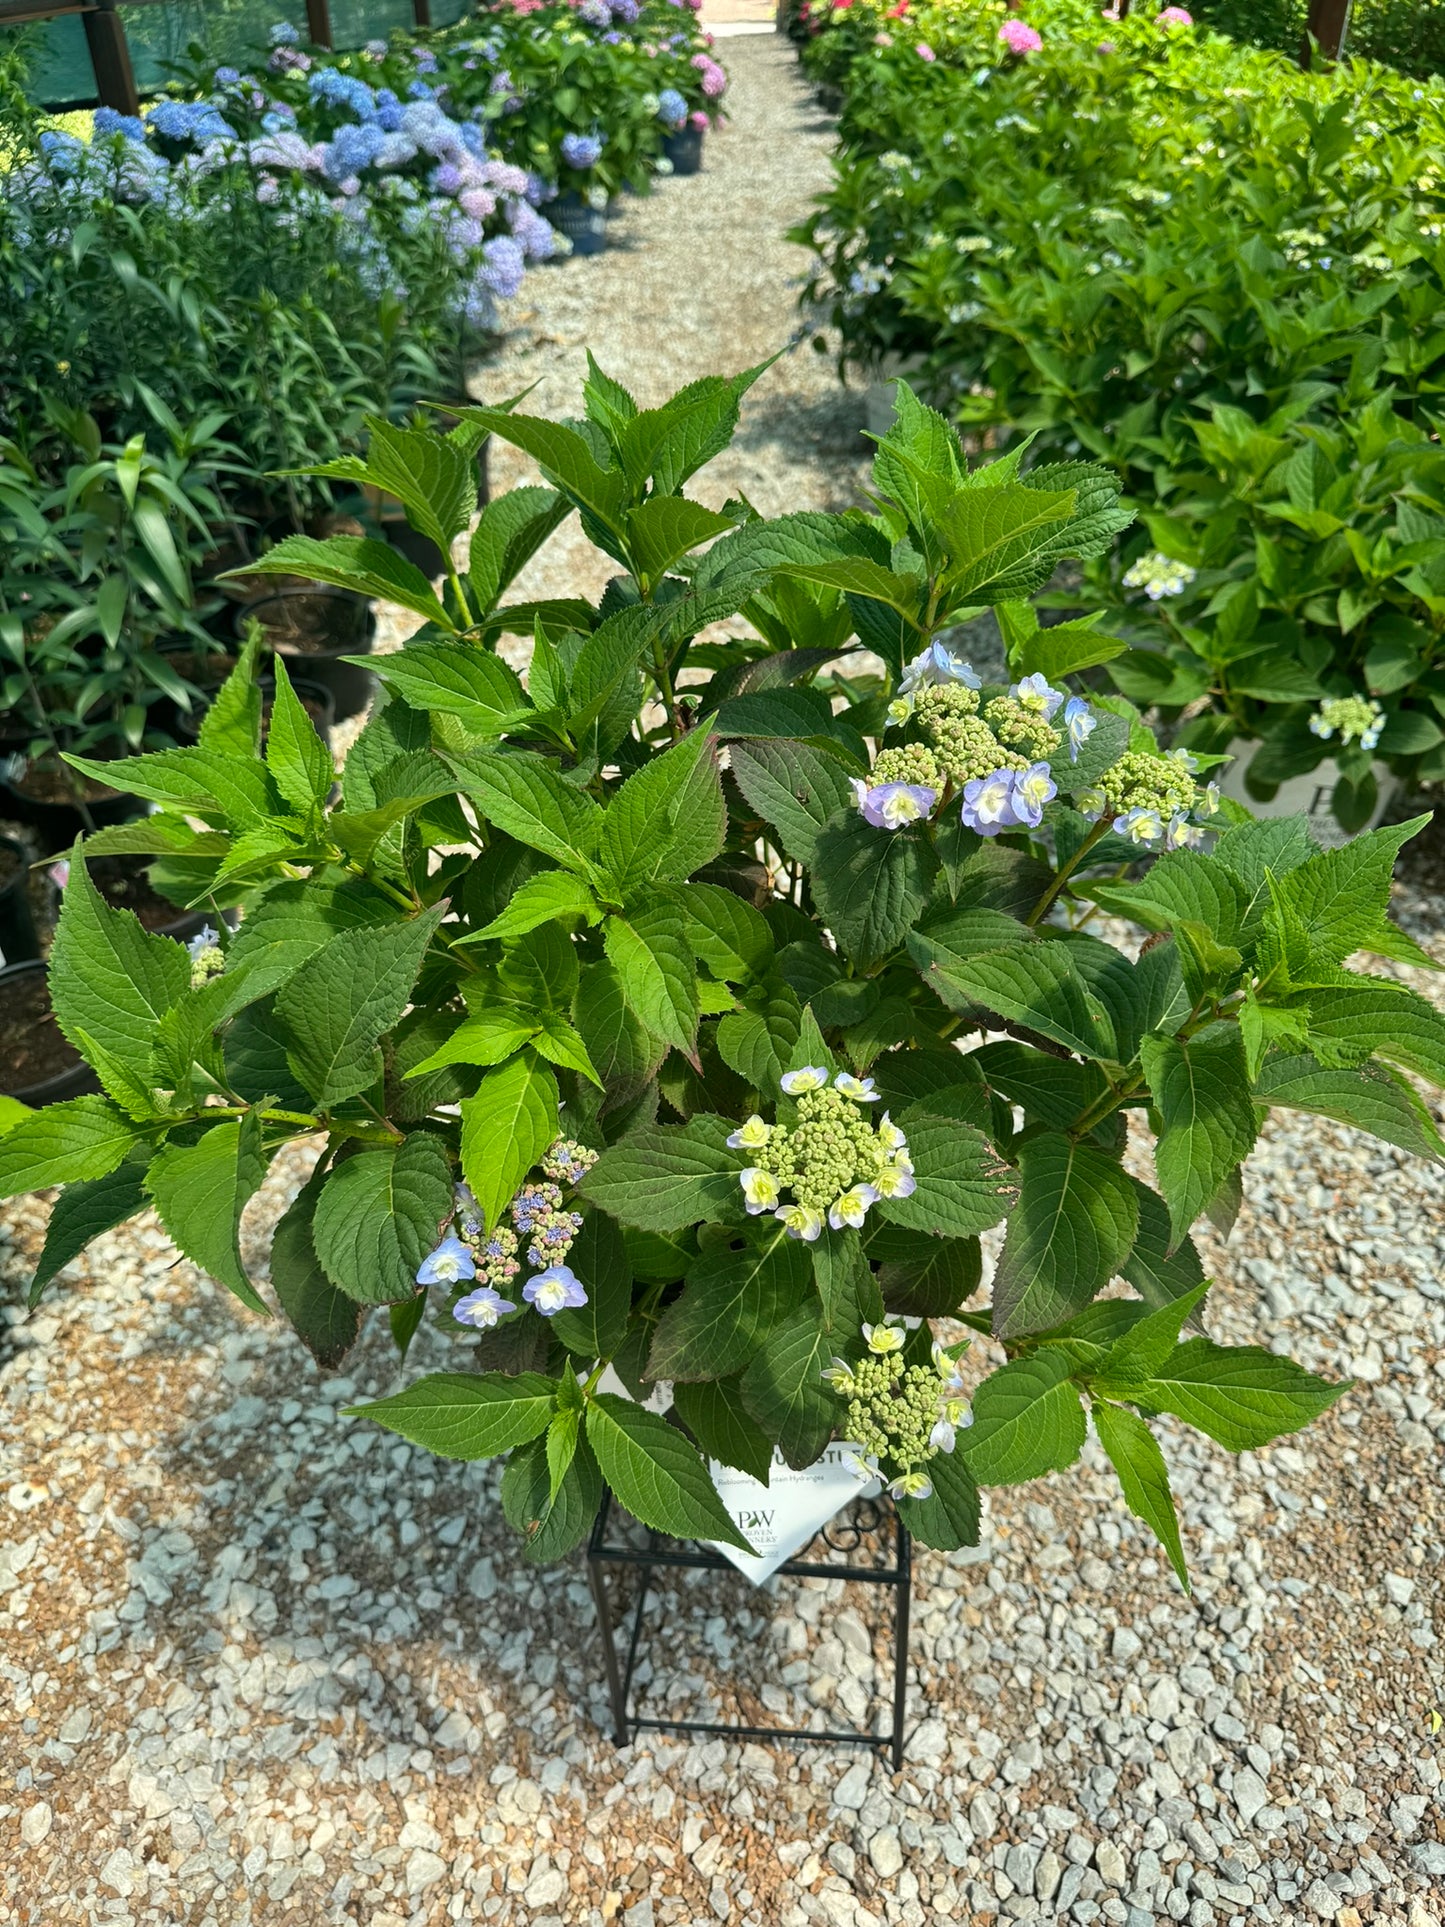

left=270, top=1158, right=361, bottom=1368
left=500, top=1428, right=603, bottom=1561
left=586, top=1393, right=752, bottom=1549
left=450, top=749, right=602, bottom=876
left=277, top=906, right=445, bottom=1107
left=369, top=645, right=531, bottom=738
left=879, top=1104, right=1017, bottom=1240
left=728, top=739, right=860, bottom=865
left=895, top=1447, right=981, bottom=1553
left=603, top=906, right=699, bottom=1057
left=938, top=480, right=1078, bottom=604
left=596, top=730, right=726, bottom=903
left=1295, top=978, right=1445, bottom=1090
left=467, top=486, right=571, bottom=612
left=222, top=876, right=400, bottom=1002
left=458, top=408, right=629, bottom=533
left=811, top=814, right=938, bottom=969
left=1140, top=1026, right=1258, bottom=1249
left=351, top=1370, right=559, bottom=1460
left=580, top=1114, right=744, bottom=1232
left=716, top=976, right=803, bottom=1093
left=668, top=883, right=773, bottom=983
left=145, top=1113, right=270, bottom=1315
left=739, top=1301, right=837, bottom=1470
left=48, top=852, right=190, bottom=1070
left=1092, top=1400, right=1189, bottom=1591
left=459, top=1054, right=559, bottom=1232
left=962, top=1350, right=1086, bottom=1484
left=1133, top=1338, right=1346, bottom=1450
left=26, top=1157, right=149, bottom=1306
left=626, top=497, right=736, bottom=586
left=991, top=1132, right=1139, bottom=1337
left=65, top=747, right=281, bottom=829
left=1252, top=1052, right=1445, bottom=1160
left=0, top=1095, right=140, bottom=1197
left=311, top=1131, right=454, bottom=1305
left=920, top=939, right=1109, bottom=1058
left=356, top=415, right=478, bottom=549
left=549, top=1208, right=633, bottom=1361
left=648, top=1233, right=811, bottom=1380
left=1264, top=816, right=1433, bottom=968
left=239, top=534, right=449, bottom=627
left=572, top=959, right=664, bottom=1094
left=672, top=1378, right=775, bottom=1483
left=265, top=658, right=335, bottom=815
left=869, top=1224, right=982, bottom=1318
left=1120, top=1177, right=1206, bottom=1308
left=1087, top=855, right=1249, bottom=949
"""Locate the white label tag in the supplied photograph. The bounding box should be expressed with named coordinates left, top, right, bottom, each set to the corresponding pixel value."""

left=1217, top=739, right=1398, bottom=849
left=705, top=1443, right=879, bottom=1586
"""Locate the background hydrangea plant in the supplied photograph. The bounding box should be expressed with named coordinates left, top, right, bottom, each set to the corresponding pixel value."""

left=3, top=367, right=1442, bottom=1590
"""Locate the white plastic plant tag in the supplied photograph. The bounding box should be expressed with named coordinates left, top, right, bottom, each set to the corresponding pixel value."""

left=704, top=1443, right=880, bottom=1587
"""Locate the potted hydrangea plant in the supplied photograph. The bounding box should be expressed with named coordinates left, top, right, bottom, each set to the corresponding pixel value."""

left=3, top=366, right=1441, bottom=1591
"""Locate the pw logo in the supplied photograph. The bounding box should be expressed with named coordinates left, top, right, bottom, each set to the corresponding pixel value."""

left=738, top=1510, right=774, bottom=1532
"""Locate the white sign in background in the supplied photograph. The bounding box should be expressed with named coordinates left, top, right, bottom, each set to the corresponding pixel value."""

left=596, top=1368, right=875, bottom=1586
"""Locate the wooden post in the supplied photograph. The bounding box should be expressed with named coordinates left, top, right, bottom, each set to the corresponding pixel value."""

left=304, top=0, right=332, bottom=47
left=413, top=0, right=433, bottom=23
left=82, top=0, right=139, bottom=118
left=1116, top=0, right=1131, bottom=17
left=1302, top=0, right=1352, bottom=65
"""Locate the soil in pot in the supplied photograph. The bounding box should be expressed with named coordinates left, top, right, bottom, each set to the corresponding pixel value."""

left=0, top=961, right=98, bottom=1103
left=0, top=835, right=42, bottom=965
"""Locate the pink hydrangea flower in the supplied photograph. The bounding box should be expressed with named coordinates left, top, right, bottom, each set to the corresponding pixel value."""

left=998, top=19, right=1043, bottom=55
left=1157, top=6, right=1193, bottom=22
left=915, top=39, right=936, bottom=59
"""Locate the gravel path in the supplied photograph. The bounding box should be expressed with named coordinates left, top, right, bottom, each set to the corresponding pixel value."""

left=4, top=31, right=1445, bottom=1927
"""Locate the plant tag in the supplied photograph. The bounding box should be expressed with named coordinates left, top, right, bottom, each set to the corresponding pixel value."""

left=704, top=1444, right=879, bottom=1587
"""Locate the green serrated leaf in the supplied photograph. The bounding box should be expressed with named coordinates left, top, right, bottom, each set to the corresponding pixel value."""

left=586, top=1392, right=752, bottom=1549
left=351, top=1370, right=559, bottom=1459
left=312, top=1131, right=454, bottom=1305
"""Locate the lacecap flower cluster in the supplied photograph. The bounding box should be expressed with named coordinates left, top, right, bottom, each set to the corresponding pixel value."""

left=731, top=1068, right=914, bottom=1240
left=852, top=642, right=1219, bottom=852
left=823, top=1322, right=972, bottom=1503
left=1309, top=694, right=1384, bottom=752
left=417, top=1137, right=599, bottom=1327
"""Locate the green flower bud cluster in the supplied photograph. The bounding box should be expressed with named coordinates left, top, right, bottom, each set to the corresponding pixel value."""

left=983, top=695, right=1063, bottom=764
left=871, top=742, right=941, bottom=788
left=1310, top=694, right=1383, bottom=749
left=760, top=1087, right=889, bottom=1211
left=912, top=684, right=1028, bottom=785
left=842, top=1357, right=947, bottom=1476
left=1092, top=749, right=1198, bottom=823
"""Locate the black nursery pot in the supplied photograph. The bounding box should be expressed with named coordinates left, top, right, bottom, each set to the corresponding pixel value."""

left=550, top=191, right=608, bottom=256
left=0, top=960, right=99, bottom=1107
left=0, top=836, right=42, bottom=967
left=0, top=756, right=147, bottom=858
left=235, top=589, right=375, bottom=722
left=663, top=125, right=704, bottom=176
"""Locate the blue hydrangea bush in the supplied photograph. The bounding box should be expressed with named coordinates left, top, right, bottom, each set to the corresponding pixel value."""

left=7, top=369, right=1443, bottom=1582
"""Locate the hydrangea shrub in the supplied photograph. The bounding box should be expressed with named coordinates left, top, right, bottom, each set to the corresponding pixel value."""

left=5, top=370, right=1443, bottom=1585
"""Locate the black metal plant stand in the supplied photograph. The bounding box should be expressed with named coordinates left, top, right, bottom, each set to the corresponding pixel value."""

left=586, top=1491, right=913, bottom=1767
